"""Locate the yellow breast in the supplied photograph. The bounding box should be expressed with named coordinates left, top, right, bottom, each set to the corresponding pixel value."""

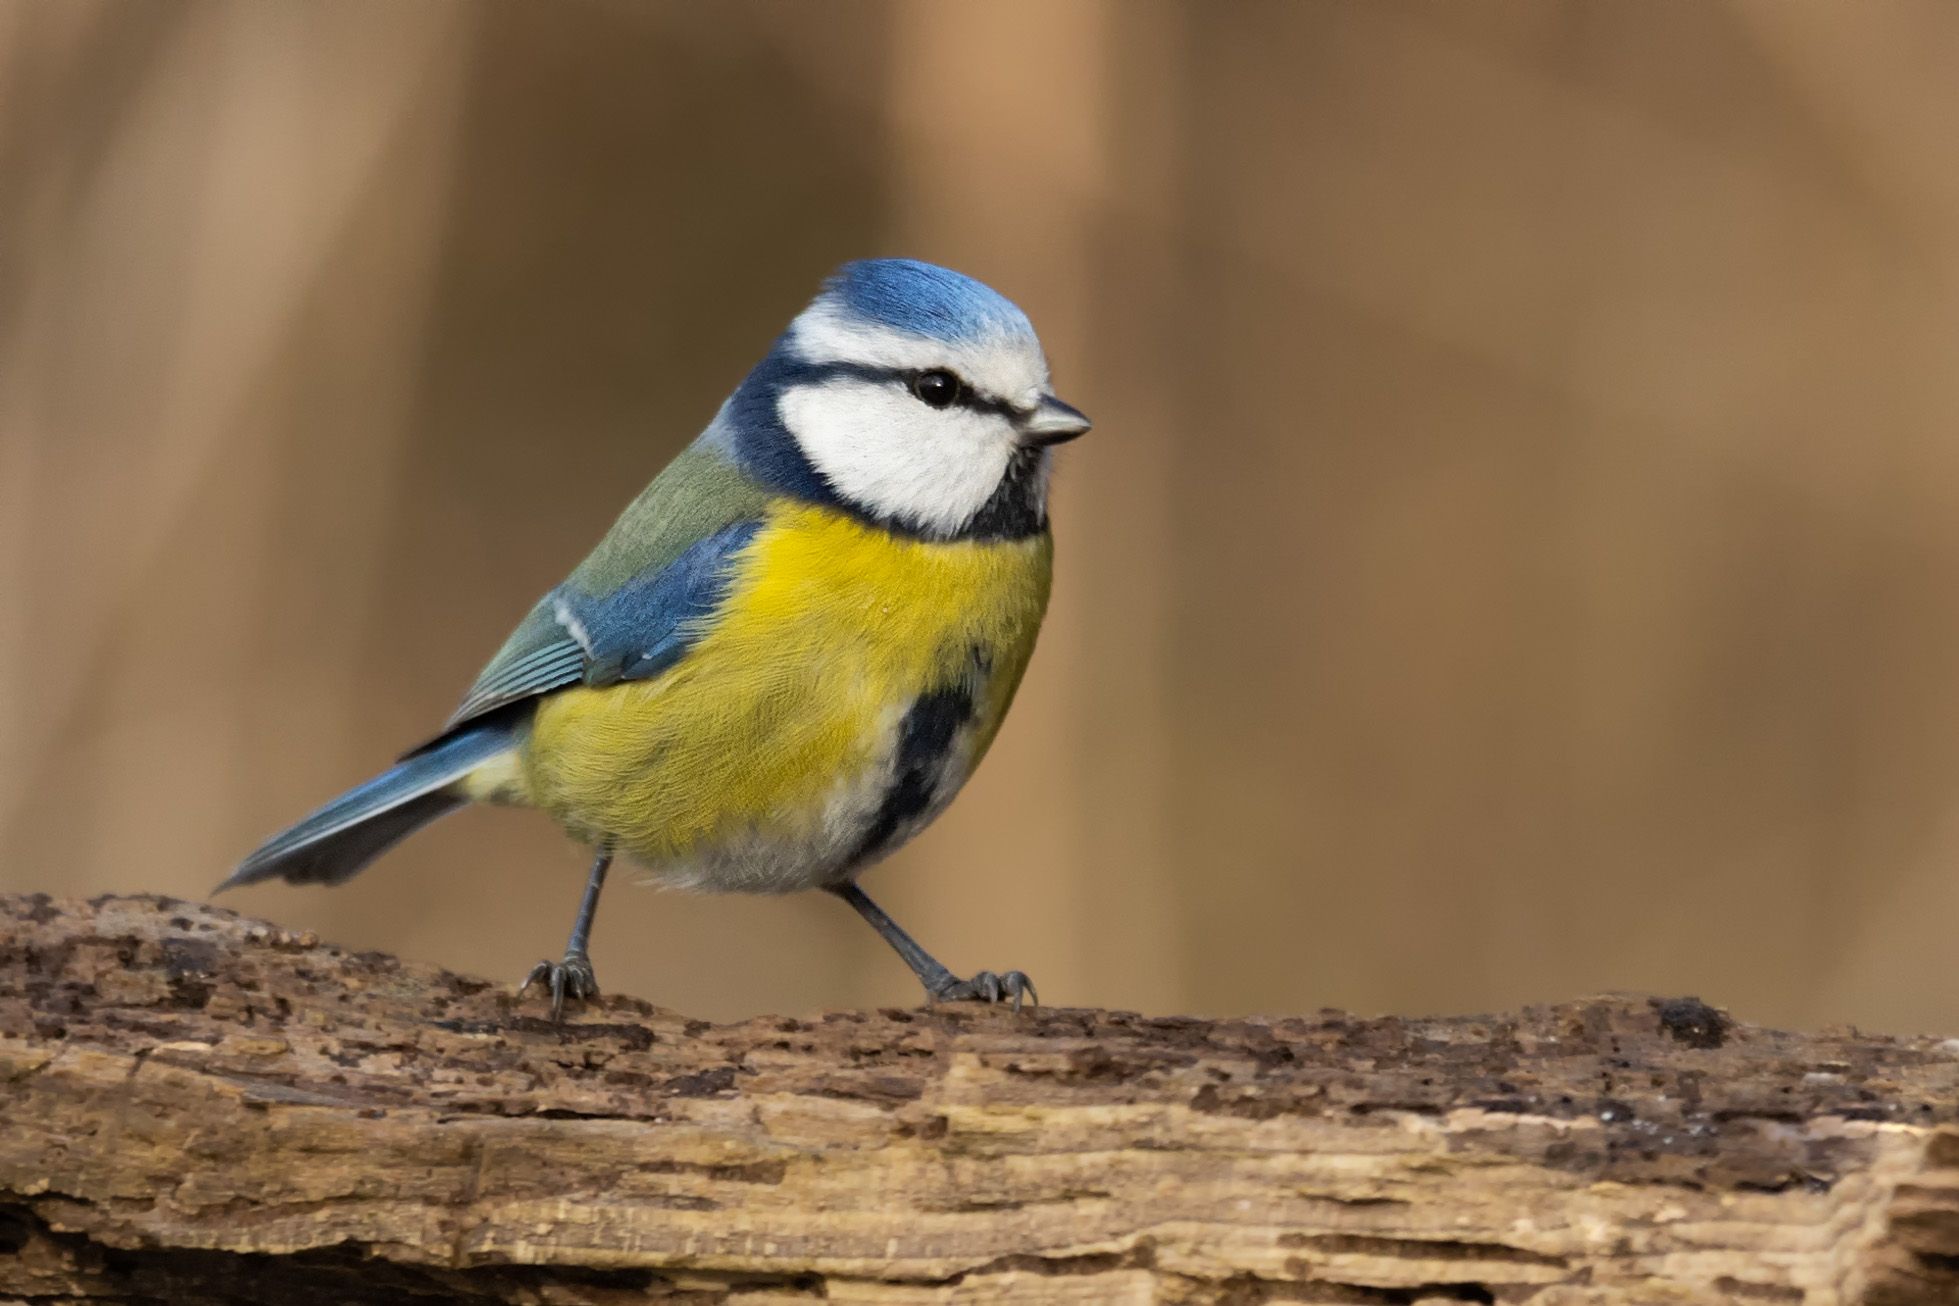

left=515, top=502, right=1052, bottom=879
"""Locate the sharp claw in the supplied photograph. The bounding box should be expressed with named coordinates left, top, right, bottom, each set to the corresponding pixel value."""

left=929, top=968, right=1039, bottom=1010
left=518, top=960, right=553, bottom=998
left=518, top=956, right=599, bottom=1023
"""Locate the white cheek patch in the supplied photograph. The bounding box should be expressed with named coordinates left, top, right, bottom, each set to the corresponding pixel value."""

left=790, top=301, right=1050, bottom=409
left=779, top=379, right=1015, bottom=536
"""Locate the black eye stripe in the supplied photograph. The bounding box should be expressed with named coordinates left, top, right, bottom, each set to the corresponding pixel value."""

left=806, top=361, right=1022, bottom=420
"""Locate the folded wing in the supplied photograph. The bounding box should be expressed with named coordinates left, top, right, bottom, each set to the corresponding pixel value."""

left=434, top=518, right=766, bottom=738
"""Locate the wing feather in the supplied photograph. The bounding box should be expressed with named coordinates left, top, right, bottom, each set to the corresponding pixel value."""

left=432, top=517, right=766, bottom=743
left=414, top=443, right=776, bottom=753
left=444, top=636, right=587, bottom=728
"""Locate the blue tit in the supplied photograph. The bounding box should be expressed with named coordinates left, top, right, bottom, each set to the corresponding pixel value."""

left=222, top=258, right=1090, bottom=1018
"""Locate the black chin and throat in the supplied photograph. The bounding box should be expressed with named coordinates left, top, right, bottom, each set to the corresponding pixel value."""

left=726, top=353, right=1052, bottom=544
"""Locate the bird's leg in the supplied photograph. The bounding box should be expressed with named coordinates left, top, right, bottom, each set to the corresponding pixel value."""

left=521, top=845, right=612, bottom=1021
left=830, top=882, right=1037, bottom=1010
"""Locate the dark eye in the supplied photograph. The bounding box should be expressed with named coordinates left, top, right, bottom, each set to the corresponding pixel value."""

left=910, top=369, right=963, bottom=409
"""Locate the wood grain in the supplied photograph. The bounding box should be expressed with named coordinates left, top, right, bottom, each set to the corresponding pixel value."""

left=2, top=893, right=1956, bottom=1303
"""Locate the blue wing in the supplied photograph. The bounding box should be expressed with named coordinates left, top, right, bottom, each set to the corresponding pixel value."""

left=438, top=520, right=763, bottom=732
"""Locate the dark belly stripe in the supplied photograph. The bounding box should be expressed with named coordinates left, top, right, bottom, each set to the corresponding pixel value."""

left=849, top=681, right=976, bottom=866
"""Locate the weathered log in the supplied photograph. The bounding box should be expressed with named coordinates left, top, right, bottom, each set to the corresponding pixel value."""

left=2, top=893, right=1956, bottom=1303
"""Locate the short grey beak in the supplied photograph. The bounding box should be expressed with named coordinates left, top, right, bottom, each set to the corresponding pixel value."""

left=1020, top=395, right=1092, bottom=446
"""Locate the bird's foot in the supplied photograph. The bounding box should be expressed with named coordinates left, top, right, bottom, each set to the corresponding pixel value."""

left=929, top=969, right=1038, bottom=1011
left=519, top=952, right=600, bottom=1022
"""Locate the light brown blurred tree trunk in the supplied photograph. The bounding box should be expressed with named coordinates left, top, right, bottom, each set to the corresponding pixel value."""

left=3, top=894, right=1957, bottom=1303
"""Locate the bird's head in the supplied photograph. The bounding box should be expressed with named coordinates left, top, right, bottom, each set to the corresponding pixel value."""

left=717, top=259, right=1090, bottom=541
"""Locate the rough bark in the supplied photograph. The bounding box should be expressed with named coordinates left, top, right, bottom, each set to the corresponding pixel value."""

left=1, top=893, right=1956, bottom=1304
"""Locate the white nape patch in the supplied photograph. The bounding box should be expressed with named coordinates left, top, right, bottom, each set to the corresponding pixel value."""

left=780, top=378, right=1017, bottom=536
left=790, top=301, right=1051, bottom=411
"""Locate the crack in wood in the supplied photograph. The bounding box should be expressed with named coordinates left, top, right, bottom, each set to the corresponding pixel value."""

left=3, top=893, right=1957, bottom=1303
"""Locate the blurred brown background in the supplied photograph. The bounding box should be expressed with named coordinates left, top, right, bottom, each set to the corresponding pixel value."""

left=6, top=1, right=1959, bottom=1032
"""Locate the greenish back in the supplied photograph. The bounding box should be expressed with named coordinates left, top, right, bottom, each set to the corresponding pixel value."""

left=567, top=442, right=777, bottom=596
left=444, top=442, right=777, bottom=732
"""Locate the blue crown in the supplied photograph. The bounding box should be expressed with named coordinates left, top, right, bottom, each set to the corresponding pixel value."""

left=821, top=259, right=1034, bottom=346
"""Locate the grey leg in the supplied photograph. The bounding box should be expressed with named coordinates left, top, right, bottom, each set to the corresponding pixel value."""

left=831, top=882, right=1037, bottom=1011
left=521, top=846, right=612, bottom=1021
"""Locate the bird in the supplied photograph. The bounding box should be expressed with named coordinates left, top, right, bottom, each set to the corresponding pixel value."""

left=221, top=258, right=1090, bottom=1019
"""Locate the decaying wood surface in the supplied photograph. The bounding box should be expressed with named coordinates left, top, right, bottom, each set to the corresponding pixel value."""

left=2, top=894, right=1957, bottom=1304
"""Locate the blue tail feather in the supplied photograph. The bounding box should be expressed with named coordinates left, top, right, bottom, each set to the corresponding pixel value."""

left=221, top=720, right=517, bottom=891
